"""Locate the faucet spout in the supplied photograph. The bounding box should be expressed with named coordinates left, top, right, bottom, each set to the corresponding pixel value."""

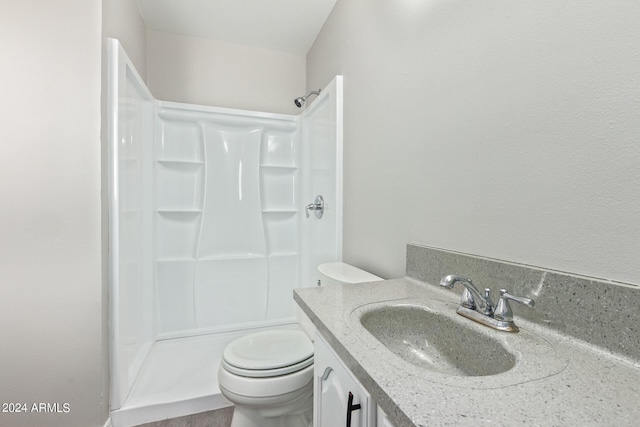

left=439, top=274, right=494, bottom=316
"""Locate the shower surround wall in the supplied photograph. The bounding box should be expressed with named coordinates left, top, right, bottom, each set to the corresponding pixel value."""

left=154, top=104, right=301, bottom=337
left=108, top=39, right=343, bottom=425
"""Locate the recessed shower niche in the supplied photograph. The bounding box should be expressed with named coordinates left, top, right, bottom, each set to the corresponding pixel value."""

left=108, top=39, right=343, bottom=426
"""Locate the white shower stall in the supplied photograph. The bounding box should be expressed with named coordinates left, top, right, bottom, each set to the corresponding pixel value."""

left=107, top=39, right=343, bottom=426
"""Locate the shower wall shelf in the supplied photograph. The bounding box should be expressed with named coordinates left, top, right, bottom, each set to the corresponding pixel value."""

left=155, top=258, right=197, bottom=262
left=261, top=165, right=299, bottom=170
left=157, top=210, right=203, bottom=214
left=157, top=160, right=204, bottom=168
left=197, top=254, right=267, bottom=261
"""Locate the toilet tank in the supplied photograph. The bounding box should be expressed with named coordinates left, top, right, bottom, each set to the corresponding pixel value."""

left=317, top=262, right=383, bottom=285
left=297, top=262, right=383, bottom=339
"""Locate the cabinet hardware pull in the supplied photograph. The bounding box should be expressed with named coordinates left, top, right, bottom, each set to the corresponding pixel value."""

left=346, top=391, right=362, bottom=427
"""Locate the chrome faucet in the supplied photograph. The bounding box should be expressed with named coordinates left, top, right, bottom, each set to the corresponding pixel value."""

left=439, top=274, right=534, bottom=332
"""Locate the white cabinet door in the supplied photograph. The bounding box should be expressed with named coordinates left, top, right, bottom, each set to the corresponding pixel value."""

left=314, top=332, right=373, bottom=427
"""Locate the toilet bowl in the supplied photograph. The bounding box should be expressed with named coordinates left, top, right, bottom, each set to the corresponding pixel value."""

left=218, top=328, right=314, bottom=427
left=218, top=262, right=382, bottom=427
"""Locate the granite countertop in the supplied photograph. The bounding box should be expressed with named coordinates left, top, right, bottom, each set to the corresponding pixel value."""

left=294, top=278, right=640, bottom=427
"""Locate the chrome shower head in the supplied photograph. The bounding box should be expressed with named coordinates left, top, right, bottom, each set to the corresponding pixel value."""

left=294, top=89, right=321, bottom=108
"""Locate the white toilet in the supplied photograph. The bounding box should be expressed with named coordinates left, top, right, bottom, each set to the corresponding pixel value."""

left=218, top=262, right=382, bottom=427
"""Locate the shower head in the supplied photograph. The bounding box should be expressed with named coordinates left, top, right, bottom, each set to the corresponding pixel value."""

left=294, top=89, right=321, bottom=108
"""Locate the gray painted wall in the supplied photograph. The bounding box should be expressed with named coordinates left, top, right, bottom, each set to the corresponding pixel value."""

left=0, top=1, right=105, bottom=426
left=307, top=0, right=640, bottom=285
left=146, top=30, right=306, bottom=115
left=104, top=0, right=148, bottom=80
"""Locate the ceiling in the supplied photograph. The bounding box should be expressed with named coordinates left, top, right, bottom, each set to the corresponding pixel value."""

left=135, top=0, right=338, bottom=56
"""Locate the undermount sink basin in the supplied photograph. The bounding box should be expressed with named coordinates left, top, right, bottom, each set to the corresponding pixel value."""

left=359, top=304, right=516, bottom=376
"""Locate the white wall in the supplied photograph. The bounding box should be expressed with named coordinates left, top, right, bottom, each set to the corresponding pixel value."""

left=307, top=0, right=640, bottom=285
left=147, top=30, right=306, bottom=115
left=0, top=1, right=105, bottom=426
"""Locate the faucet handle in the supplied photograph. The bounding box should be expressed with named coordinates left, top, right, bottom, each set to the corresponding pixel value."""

left=494, top=289, right=535, bottom=322
left=460, top=288, right=476, bottom=310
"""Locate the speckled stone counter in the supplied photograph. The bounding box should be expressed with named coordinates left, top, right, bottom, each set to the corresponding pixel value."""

left=294, top=278, right=640, bottom=426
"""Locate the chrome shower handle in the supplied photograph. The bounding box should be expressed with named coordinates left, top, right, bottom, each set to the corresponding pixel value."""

left=305, top=195, right=324, bottom=218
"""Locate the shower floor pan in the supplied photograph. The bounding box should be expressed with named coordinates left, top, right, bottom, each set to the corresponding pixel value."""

left=110, top=323, right=300, bottom=427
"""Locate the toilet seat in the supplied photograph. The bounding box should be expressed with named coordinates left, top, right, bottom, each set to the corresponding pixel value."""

left=222, top=355, right=313, bottom=377
left=222, top=329, right=314, bottom=378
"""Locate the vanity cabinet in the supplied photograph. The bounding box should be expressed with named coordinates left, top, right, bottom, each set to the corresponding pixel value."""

left=314, top=332, right=379, bottom=427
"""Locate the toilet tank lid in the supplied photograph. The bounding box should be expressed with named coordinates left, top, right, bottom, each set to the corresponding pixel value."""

left=318, top=262, right=383, bottom=284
